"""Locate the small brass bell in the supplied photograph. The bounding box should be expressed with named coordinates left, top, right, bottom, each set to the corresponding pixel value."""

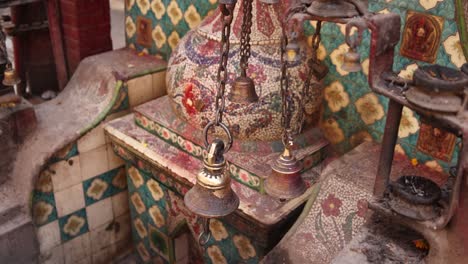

left=341, top=47, right=362, bottom=73
left=265, top=146, right=306, bottom=199
left=184, top=139, right=239, bottom=218
left=3, top=66, right=21, bottom=95
left=229, top=76, right=258, bottom=104
left=285, top=39, right=301, bottom=63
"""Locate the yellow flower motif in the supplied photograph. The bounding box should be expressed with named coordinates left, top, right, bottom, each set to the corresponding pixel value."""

left=151, top=0, right=165, bottom=20
left=350, top=130, right=373, bottom=147
left=152, top=25, right=167, bottom=49
left=136, top=242, right=150, bottom=262
left=361, top=58, right=369, bottom=76
left=398, top=64, right=419, bottom=80
left=207, top=245, right=227, bottom=264
left=320, top=118, right=345, bottom=144
left=338, top=23, right=357, bottom=36
left=131, top=192, right=146, bottom=214
left=63, top=215, right=85, bottom=236
left=184, top=5, right=202, bottom=29
left=443, top=34, right=467, bottom=67
left=86, top=178, right=108, bottom=200
left=395, top=144, right=406, bottom=155
left=209, top=0, right=217, bottom=4
left=33, top=201, right=53, bottom=225
left=355, top=93, right=385, bottom=125
left=378, top=8, right=390, bottom=14
left=125, top=16, right=136, bottom=38
left=128, top=167, right=144, bottom=188
left=425, top=160, right=443, bottom=172
left=419, top=0, right=443, bottom=10
left=126, top=0, right=135, bottom=11
left=209, top=219, right=229, bottom=241
left=330, top=43, right=350, bottom=76
left=398, top=107, right=419, bottom=138
left=148, top=206, right=165, bottom=228
left=134, top=218, right=148, bottom=238
left=411, top=158, right=419, bottom=166
left=36, top=170, right=53, bottom=193
left=324, top=81, right=350, bottom=112
left=306, top=39, right=327, bottom=61
left=147, top=179, right=164, bottom=201
left=167, top=0, right=183, bottom=25
left=136, top=0, right=150, bottom=15
left=233, top=235, right=256, bottom=260
left=168, top=31, right=180, bottom=50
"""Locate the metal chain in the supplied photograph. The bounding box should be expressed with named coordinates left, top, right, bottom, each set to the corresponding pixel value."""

left=298, top=21, right=322, bottom=133
left=214, top=3, right=236, bottom=126
left=239, top=0, right=253, bottom=77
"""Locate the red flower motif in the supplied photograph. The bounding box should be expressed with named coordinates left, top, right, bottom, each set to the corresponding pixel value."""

left=321, top=193, right=342, bottom=217
left=357, top=199, right=368, bottom=218
left=247, top=64, right=267, bottom=84
left=182, top=83, right=197, bottom=115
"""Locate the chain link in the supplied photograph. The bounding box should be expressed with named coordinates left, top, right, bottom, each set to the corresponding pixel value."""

left=214, top=3, right=236, bottom=126
left=239, top=0, right=253, bottom=77
left=298, top=21, right=322, bottom=133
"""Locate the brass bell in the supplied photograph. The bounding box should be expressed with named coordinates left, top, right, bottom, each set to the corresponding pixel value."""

left=184, top=139, right=239, bottom=218
left=229, top=76, right=258, bottom=104
left=341, top=47, right=362, bottom=73
left=285, top=40, right=301, bottom=63
left=265, top=146, right=306, bottom=199
left=3, top=66, right=21, bottom=96
left=307, top=0, right=359, bottom=18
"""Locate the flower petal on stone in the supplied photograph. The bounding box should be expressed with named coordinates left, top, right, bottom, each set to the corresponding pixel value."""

left=207, top=245, right=227, bottom=264
left=320, top=118, right=345, bottom=144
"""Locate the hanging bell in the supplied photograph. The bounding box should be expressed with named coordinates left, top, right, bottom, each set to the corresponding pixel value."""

left=307, top=0, right=359, bottom=18
left=229, top=76, right=258, bottom=104
left=265, top=147, right=306, bottom=199
left=341, top=47, right=362, bottom=73
left=3, top=66, right=21, bottom=96
left=285, top=40, right=301, bottom=63
left=184, top=139, right=239, bottom=218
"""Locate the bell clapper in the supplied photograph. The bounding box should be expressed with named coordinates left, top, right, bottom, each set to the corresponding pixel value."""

left=198, top=217, right=212, bottom=246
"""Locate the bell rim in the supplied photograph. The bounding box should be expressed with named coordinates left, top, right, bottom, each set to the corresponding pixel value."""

left=184, top=184, right=240, bottom=218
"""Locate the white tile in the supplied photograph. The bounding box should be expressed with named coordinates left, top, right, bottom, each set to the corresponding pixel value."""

left=91, top=247, right=112, bottom=264
left=37, top=221, right=61, bottom=253
left=111, top=191, right=129, bottom=217
left=127, top=75, right=153, bottom=107
left=86, top=198, right=114, bottom=230
left=54, top=184, right=85, bottom=218
left=77, top=124, right=106, bottom=153
left=152, top=71, right=167, bottom=99
left=50, top=156, right=81, bottom=192
left=63, top=233, right=91, bottom=264
left=114, top=213, right=131, bottom=243
left=40, top=245, right=64, bottom=264
left=107, top=144, right=125, bottom=170
left=80, top=145, right=109, bottom=181
left=89, top=221, right=114, bottom=254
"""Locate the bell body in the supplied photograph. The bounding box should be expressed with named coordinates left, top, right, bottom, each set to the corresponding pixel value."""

left=3, top=67, right=20, bottom=87
left=167, top=0, right=323, bottom=141
left=307, top=0, right=359, bottom=18
left=229, top=76, right=258, bottom=104
left=184, top=140, right=239, bottom=218
left=341, top=48, right=362, bottom=73
left=265, top=149, right=306, bottom=199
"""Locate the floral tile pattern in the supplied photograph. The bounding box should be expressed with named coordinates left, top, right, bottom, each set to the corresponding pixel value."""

left=83, top=166, right=127, bottom=206
left=58, top=208, right=89, bottom=242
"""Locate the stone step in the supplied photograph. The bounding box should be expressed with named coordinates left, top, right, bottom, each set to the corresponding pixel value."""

left=0, top=183, right=38, bottom=263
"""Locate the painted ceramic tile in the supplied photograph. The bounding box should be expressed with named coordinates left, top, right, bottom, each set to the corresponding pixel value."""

left=83, top=166, right=127, bottom=206
left=58, top=208, right=89, bottom=242
left=400, top=10, right=444, bottom=63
